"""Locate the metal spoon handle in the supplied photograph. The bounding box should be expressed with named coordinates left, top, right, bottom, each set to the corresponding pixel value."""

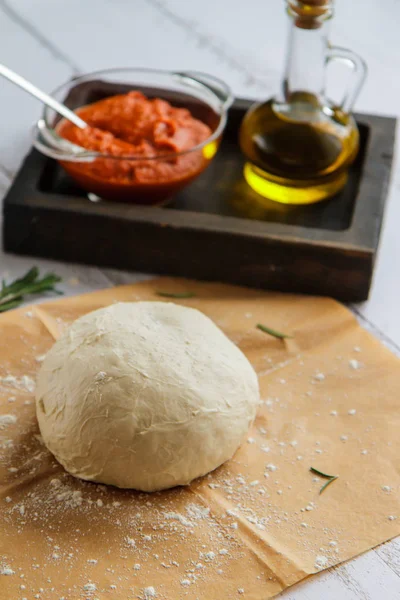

left=0, top=63, right=86, bottom=129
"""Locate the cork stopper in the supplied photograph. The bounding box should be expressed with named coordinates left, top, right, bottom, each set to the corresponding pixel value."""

left=288, top=0, right=333, bottom=29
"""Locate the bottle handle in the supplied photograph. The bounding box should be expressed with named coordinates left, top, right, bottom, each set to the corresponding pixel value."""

left=325, top=46, right=367, bottom=114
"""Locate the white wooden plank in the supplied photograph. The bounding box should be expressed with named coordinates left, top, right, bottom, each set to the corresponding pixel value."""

left=0, top=171, right=10, bottom=195
left=8, top=0, right=268, bottom=97
left=353, top=165, right=400, bottom=349
left=277, top=556, right=400, bottom=600
left=333, top=552, right=400, bottom=599
left=277, top=568, right=365, bottom=600
left=102, top=268, right=154, bottom=286
left=0, top=4, right=75, bottom=175
left=161, top=0, right=400, bottom=115
left=376, top=538, right=400, bottom=578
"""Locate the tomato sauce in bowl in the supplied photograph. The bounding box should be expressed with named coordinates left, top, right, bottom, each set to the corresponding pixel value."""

left=56, top=91, right=214, bottom=204
left=32, top=69, right=233, bottom=205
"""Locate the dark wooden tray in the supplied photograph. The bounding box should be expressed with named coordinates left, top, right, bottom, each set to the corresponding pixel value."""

left=2, top=88, right=395, bottom=301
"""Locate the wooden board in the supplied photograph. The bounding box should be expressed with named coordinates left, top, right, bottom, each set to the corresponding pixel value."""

left=1, top=92, right=395, bottom=301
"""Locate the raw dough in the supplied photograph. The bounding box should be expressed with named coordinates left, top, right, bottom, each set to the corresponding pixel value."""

left=36, top=302, right=260, bottom=491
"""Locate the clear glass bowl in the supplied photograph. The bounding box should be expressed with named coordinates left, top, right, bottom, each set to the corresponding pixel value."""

left=32, top=68, right=233, bottom=204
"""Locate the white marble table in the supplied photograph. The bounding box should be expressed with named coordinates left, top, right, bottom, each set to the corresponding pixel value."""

left=0, top=0, right=399, bottom=597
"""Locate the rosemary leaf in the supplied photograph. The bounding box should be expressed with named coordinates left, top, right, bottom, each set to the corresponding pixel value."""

left=319, top=476, right=338, bottom=495
left=0, top=268, right=62, bottom=312
left=5, top=266, right=39, bottom=295
left=310, top=467, right=338, bottom=495
left=0, top=299, right=23, bottom=312
left=256, top=323, right=292, bottom=340
left=309, top=467, right=336, bottom=479
left=156, top=291, right=195, bottom=299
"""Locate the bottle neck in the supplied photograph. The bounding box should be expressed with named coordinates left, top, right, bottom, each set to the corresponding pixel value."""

left=281, top=0, right=333, bottom=104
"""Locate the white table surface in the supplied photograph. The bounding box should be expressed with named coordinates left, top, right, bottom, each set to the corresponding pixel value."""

left=0, top=1, right=399, bottom=597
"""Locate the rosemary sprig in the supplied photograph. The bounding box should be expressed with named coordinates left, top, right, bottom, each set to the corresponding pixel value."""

left=156, top=291, right=195, bottom=299
left=256, top=323, right=292, bottom=340
left=0, top=267, right=62, bottom=312
left=319, top=477, right=338, bottom=494
left=310, top=467, right=338, bottom=495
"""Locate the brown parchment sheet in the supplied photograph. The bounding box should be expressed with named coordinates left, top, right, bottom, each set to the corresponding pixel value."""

left=0, top=277, right=399, bottom=600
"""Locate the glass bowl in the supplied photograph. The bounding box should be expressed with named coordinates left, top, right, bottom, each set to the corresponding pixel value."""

left=32, top=68, right=233, bottom=205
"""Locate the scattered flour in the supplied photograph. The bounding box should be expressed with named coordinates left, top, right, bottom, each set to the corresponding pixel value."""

left=0, top=374, right=35, bottom=393
left=164, top=512, right=193, bottom=527
left=313, top=373, right=325, bottom=382
left=203, top=551, right=216, bottom=561
left=0, top=565, right=14, bottom=575
left=125, top=537, right=136, bottom=547
left=314, top=555, right=328, bottom=570
left=349, top=359, right=361, bottom=370
left=47, top=479, right=84, bottom=509
left=266, top=464, right=277, bottom=472
left=186, top=504, right=210, bottom=520
left=0, top=414, right=17, bottom=430
left=83, top=583, right=96, bottom=592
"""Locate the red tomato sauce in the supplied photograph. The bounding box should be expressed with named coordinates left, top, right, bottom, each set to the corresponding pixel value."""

left=57, top=91, right=213, bottom=203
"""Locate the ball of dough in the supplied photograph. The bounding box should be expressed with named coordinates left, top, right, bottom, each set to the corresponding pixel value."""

left=36, top=302, right=259, bottom=491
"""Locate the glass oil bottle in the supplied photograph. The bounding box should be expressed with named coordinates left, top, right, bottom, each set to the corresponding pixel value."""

left=239, top=0, right=367, bottom=205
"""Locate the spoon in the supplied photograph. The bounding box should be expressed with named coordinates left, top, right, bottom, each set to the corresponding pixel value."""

left=0, top=63, right=87, bottom=129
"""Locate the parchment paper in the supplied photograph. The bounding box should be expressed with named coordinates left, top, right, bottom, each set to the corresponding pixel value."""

left=0, top=278, right=399, bottom=600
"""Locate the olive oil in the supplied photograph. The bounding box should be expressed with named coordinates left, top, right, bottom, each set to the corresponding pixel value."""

left=239, top=0, right=366, bottom=205
left=240, top=93, right=359, bottom=205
